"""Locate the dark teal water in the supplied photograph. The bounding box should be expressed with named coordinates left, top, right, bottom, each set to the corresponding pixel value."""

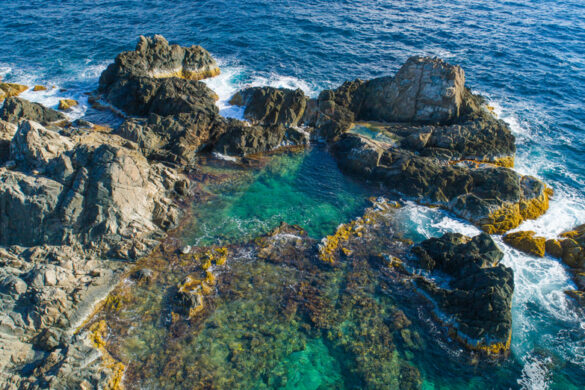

left=1, top=1, right=584, bottom=388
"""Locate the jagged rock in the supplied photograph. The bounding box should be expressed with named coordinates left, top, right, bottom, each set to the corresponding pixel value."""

left=0, top=119, right=17, bottom=163
left=0, top=120, right=185, bottom=257
left=117, top=111, right=226, bottom=164
left=1, top=97, right=66, bottom=125
left=545, top=239, right=564, bottom=258
left=503, top=231, right=546, bottom=257
left=213, top=121, right=287, bottom=156
left=332, top=133, right=548, bottom=233
left=229, top=87, right=307, bottom=127
left=10, top=120, right=74, bottom=168
left=358, top=56, right=465, bottom=124
left=98, top=35, right=220, bottom=116
left=413, top=233, right=513, bottom=356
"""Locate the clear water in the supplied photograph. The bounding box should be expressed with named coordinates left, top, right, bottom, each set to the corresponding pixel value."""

left=1, top=1, right=584, bottom=389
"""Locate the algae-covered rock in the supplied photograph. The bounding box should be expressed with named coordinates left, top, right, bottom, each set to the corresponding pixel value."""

left=503, top=231, right=546, bottom=257
left=0, top=82, right=28, bottom=101
left=33, top=85, right=48, bottom=91
left=58, top=99, right=78, bottom=110
left=332, top=133, right=548, bottom=233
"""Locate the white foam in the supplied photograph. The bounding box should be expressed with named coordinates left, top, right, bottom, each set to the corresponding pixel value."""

left=202, top=65, right=247, bottom=119
left=518, top=354, right=552, bottom=390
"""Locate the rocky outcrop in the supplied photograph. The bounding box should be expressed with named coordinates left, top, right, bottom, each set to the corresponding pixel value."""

left=0, top=82, right=28, bottom=102
left=359, top=56, right=465, bottom=124
left=331, top=133, right=549, bottom=233
left=1, top=120, right=184, bottom=256
left=503, top=231, right=546, bottom=257
left=0, top=114, right=189, bottom=388
left=413, top=233, right=514, bottom=356
left=1, top=97, right=66, bottom=125
left=229, top=87, right=307, bottom=127
left=98, top=35, right=220, bottom=116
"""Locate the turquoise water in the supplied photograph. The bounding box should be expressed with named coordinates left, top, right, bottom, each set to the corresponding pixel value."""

left=185, top=147, right=372, bottom=246
left=1, top=1, right=585, bottom=388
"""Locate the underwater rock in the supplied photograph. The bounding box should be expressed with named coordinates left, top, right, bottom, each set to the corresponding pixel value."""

left=503, top=230, right=546, bottom=257
left=413, top=233, right=514, bottom=356
left=230, top=86, right=307, bottom=127
left=332, top=132, right=548, bottom=233
left=1, top=97, right=66, bottom=125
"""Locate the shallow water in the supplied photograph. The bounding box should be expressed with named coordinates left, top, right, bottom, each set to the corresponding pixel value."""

left=1, top=1, right=585, bottom=389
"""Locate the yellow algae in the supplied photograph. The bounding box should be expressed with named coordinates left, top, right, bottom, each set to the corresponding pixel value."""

left=58, top=98, right=78, bottom=110
left=0, top=82, right=28, bottom=101
left=33, top=85, right=47, bottom=91
left=503, top=231, right=546, bottom=257
left=151, top=67, right=220, bottom=82
left=88, top=320, right=126, bottom=390
left=481, top=188, right=550, bottom=234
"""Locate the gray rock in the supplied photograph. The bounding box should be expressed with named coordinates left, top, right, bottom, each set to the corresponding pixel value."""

left=359, top=56, right=465, bottom=124
left=10, top=120, right=74, bottom=168
left=230, top=87, right=307, bottom=127
left=213, top=121, right=287, bottom=156
left=1, top=97, right=66, bottom=125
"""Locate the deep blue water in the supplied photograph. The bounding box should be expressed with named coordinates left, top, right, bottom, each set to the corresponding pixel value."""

left=1, top=1, right=584, bottom=389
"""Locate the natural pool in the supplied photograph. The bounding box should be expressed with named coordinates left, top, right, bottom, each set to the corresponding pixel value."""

left=89, top=146, right=585, bottom=390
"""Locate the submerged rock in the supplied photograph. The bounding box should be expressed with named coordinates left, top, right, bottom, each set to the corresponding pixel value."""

left=1, top=97, right=66, bottom=125
left=413, top=233, right=514, bottom=356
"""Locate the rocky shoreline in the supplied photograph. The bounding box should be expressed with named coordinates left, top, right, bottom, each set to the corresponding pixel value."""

left=0, top=35, right=576, bottom=389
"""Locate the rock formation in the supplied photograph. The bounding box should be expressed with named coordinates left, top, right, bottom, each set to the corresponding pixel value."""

left=0, top=108, right=187, bottom=388
left=1, top=97, right=66, bottom=125
left=413, top=233, right=514, bottom=356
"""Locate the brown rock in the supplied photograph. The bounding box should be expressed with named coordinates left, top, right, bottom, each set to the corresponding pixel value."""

left=545, top=239, right=563, bottom=258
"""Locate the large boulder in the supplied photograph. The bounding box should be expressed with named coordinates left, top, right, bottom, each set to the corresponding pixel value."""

left=97, top=35, right=220, bottom=117
left=229, top=87, right=307, bottom=127
left=358, top=56, right=466, bottom=124
left=1, top=97, right=66, bottom=125
left=99, top=34, right=219, bottom=83
left=413, top=233, right=514, bottom=356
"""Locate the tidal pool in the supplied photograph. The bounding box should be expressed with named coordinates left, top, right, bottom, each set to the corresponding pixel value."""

left=90, top=147, right=584, bottom=390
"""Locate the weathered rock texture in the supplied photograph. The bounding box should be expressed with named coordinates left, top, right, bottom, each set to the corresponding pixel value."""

left=1, top=97, right=66, bottom=125
left=0, top=110, right=187, bottom=388
left=413, top=233, right=514, bottom=356
left=229, top=87, right=307, bottom=127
